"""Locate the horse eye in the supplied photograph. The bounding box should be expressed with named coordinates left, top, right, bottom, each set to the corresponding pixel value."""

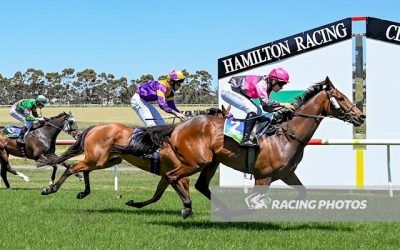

left=337, top=97, right=345, bottom=101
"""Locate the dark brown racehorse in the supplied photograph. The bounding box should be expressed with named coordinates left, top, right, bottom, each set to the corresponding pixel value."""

left=154, top=77, right=366, bottom=215
left=0, top=112, right=80, bottom=188
left=37, top=108, right=228, bottom=218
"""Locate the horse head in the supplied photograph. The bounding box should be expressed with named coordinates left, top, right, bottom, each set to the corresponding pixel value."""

left=293, top=77, right=365, bottom=127
left=322, top=77, right=365, bottom=126
left=44, top=112, right=79, bottom=139
left=63, top=111, right=80, bottom=138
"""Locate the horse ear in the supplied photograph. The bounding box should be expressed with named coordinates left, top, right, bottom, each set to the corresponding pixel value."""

left=222, top=104, right=231, bottom=115
left=323, top=76, right=333, bottom=90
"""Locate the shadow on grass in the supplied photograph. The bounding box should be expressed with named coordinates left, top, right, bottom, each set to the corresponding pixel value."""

left=83, top=207, right=180, bottom=216
left=152, top=220, right=354, bottom=231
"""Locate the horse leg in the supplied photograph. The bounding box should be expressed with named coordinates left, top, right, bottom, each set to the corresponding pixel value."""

left=0, top=160, right=10, bottom=189
left=0, top=154, right=29, bottom=185
left=61, top=162, right=83, bottom=181
left=280, top=171, right=307, bottom=200
left=41, top=161, right=90, bottom=196
left=76, top=170, right=91, bottom=199
left=126, top=176, right=170, bottom=208
left=75, top=158, right=122, bottom=199
left=194, top=163, right=218, bottom=200
left=50, top=166, right=57, bottom=185
left=170, top=180, right=193, bottom=219
left=253, top=177, right=272, bottom=196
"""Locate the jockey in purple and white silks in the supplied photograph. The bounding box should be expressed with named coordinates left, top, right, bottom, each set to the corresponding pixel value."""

left=131, top=70, right=187, bottom=127
left=221, top=67, right=295, bottom=147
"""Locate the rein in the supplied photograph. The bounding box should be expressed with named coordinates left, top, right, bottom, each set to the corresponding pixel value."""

left=43, top=121, right=64, bottom=131
left=293, top=112, right=330, bottom=119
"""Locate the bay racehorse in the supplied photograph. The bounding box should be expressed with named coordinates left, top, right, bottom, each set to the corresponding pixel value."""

left=149, top=77, right=365, bottom=215
left=37, top=108, right=228, bottom=218
left=0, top=112, right=80, bottom=188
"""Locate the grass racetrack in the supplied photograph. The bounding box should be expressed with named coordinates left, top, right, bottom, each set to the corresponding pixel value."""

left=1, top=106, right=400, bottom=249
left=1, top=168, right=400, bottom=249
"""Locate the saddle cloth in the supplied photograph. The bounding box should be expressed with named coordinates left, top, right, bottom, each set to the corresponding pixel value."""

left=223, top=114, right=276, bottom=144
left=2, top=126, right=22, bottom=138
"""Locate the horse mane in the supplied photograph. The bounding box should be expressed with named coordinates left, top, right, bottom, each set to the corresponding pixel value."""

left=205, top=107, right=225, bottom=116
left=140, top=124, right=177, bottom=146
left=48, top=112, right=68, bottom=120
left=126, top=124, right=177, bottom=156
left=292, top=79, right=326, bottom=109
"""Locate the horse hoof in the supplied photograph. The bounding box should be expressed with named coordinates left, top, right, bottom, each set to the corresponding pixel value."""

left=125, top=200, right=136, bottom=207
left=41, top=188, right=50, bottom=195
left=76, top=192, right=88, bottom=199
left=181, top=208, right=193, bottom=219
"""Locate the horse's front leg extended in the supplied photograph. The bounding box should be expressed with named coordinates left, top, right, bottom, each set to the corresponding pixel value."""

left=126, top=176, right=170, bottom=208
left=194, top=163, right=218, bottom=200
left=280, top=171, right=306, bottom=200
left=41, top=161, right=88, bottom=195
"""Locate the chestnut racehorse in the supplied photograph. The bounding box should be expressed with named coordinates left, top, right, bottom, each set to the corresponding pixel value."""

left=157, top=77, right=366, bottom=215
left=37, top=108, right=228, bottom=218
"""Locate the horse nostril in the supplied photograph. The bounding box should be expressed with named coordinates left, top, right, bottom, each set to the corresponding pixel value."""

left=360, top=115, right=366, bottom=119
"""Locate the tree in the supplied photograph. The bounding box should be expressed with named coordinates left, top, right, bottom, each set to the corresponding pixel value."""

left=1, top=68, right=217, bottom=105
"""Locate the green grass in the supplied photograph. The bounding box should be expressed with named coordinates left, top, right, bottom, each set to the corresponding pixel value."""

left=1, top=168, right=400, bottom=249
left=1, top=106, right=399, bottom=249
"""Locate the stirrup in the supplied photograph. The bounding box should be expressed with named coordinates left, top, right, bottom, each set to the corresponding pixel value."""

left=16, top=137, right=25, bottom=144
left=239, top=140, right=257, bottom=147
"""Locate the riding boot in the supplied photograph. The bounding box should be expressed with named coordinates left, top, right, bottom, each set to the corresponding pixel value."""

left=240, top=112, right=257, bottom=147
left=16, top=126, right=28, bottom=144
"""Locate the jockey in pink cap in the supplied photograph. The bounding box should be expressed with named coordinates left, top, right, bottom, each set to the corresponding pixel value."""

left=131, top=70, right=187, bottom=127
left=221, top=67, right=295, bottom=147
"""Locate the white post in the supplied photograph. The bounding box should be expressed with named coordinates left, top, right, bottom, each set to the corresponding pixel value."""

left=114, top=165, right=119, bottom=192
left=243, top=173, right=249, bottom=194
left=386, top=145, right=393, bottom=197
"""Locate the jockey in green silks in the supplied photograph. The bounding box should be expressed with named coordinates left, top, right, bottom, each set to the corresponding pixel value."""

left=9, top=95, right=48, bottom=143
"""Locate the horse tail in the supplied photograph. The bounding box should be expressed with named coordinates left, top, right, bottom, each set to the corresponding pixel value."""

left=109, top=124, right=176, bottom=156
left=36, top=126, right=96, bottom=167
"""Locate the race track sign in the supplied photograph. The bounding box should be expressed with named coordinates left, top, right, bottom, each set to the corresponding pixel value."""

left=367, top=17, right=400, bottom=45
left=218, top=18, right=352, bottom=79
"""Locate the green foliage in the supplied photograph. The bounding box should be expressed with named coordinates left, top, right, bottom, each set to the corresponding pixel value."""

left=0, top=68, right=217, bottom=105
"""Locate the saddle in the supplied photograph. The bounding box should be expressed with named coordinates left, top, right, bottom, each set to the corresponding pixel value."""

left=1, top=126, right=28, bottom=156
left=223, top=114, right=277, bottom=145
left=2, top=126, right=23, bottom=138
left=130, top=128, right=160, bottom=175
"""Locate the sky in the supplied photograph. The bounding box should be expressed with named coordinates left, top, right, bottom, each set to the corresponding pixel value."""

left=1, top=1, right=399, bottom=88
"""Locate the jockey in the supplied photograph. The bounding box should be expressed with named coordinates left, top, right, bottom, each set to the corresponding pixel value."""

left=221, top=67, right=295, bottom=147
left=131, top=70, right=188, bottom=127
left=9, top=95, right=48, bottom=143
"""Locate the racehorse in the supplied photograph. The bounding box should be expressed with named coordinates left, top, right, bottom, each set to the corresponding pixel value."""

left=37, top=108, right=229, bottom=219
left=0, top=112, right=80, bottom=188
left=148, top=77, right=365, bottom=215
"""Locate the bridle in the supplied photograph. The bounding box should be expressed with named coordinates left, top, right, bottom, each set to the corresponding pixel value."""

left=279, top=85, right=357, bottom=144
left=293, top=87, right=356, bottom=122
left=41, top=115, right=79, bottom=139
